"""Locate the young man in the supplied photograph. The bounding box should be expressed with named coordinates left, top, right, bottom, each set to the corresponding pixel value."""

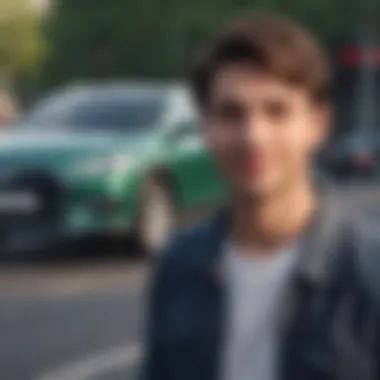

left=145, top=15, right=380, bottom=380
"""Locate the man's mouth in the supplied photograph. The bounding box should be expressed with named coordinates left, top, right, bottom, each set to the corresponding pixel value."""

left=237, top=154, right=270, bottom=175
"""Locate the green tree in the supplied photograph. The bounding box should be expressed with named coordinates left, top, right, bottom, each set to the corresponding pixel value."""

left=42, top=0, right=369, bottom=88
left=0, top=0, right=45, bottom=80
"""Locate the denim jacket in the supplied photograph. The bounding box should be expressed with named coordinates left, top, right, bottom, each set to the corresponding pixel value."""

left=144, top=191, right=380, bottom=380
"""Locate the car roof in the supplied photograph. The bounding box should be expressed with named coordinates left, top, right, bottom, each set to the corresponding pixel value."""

left=29, top=82, right=188, bottom=120
left=59, top=81, right=187, bottom=97
left=33, top=82, right=190, bottom=116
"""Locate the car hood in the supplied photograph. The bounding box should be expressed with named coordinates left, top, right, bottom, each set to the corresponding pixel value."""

left=0, top=130, right=150, bottom=168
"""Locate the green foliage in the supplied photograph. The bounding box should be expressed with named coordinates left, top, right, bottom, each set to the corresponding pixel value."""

left=0, top=0, right=45, bottom=79
left=41, top=0, right=368, bottom=88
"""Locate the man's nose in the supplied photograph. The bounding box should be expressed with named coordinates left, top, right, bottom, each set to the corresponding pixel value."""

left=242, top=115, right=269, bottom=143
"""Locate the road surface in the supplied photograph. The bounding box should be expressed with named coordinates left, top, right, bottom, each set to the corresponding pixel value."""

left=0, top=260, right=146, bottom=380
left=0, top=259, right=146, bottom=380
left=1, top=184, right=380, bottom=380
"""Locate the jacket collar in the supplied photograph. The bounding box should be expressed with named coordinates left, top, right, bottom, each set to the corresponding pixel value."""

left=295, top=187, right=344, bottom=286
left=203, top=185, right=345, bottom=288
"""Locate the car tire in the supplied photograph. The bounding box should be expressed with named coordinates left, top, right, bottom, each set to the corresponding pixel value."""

left=137, top=177, right=176, bottom=256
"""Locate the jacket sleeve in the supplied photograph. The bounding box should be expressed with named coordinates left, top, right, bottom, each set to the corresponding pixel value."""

left=141, top=240, right=179, bottom=380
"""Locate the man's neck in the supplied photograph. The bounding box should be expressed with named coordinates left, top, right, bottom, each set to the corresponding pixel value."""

left=230, top=180, right=318, bottom=256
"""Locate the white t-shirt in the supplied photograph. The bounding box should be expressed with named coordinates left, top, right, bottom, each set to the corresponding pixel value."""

left=221, top=242, right=298, bottom=380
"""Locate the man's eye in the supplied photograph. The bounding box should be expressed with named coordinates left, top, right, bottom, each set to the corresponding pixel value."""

left=216, top=102, right=245, bottom=122
left=265, top=101, right=290, bottom=120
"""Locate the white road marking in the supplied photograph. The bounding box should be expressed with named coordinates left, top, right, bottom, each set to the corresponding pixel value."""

left=37, top=342, right=142, bottom=380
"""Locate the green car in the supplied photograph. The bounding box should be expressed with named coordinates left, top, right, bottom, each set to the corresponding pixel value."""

left=3, top=83, right=227, bottom=258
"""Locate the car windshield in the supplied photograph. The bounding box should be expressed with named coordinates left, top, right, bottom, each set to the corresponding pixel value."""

left=19, top=88, right=165, bottom=132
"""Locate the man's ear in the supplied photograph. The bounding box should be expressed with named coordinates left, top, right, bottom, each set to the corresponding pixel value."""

left=313, top=103, right=332, bottom=148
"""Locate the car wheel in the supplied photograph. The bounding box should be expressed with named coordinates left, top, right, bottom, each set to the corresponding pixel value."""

left=138, top=178, right=176, bottom=256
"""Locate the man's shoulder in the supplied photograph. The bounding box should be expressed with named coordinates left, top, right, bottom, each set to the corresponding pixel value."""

left=150, top=214, right=223, bottom=298
left=347, top=215, right=380, bottom=260
left=344, top=216, right=380, bottom=305
left=159, top=214, right=220, bottom=266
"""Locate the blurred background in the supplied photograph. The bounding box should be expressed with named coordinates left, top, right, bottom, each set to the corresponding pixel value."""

left=0, top=0, right=380, bottom=379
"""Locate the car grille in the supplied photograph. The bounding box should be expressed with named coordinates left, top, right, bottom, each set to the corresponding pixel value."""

left=0, top=170, right=63, bottom=225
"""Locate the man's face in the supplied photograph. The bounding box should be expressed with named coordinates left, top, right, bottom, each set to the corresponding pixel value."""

left=202, top=64, right=328, bottom=198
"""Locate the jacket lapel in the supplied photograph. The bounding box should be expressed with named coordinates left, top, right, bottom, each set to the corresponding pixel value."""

left=279, top=190, right=348, bottom=380
left=278, top=189, right=345, bottom=329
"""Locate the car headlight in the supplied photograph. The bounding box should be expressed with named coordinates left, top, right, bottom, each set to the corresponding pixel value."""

left=72, top=155, right=134, bottom=177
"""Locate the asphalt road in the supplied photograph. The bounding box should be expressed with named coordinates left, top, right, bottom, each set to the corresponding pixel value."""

left=1, top=183, right=380, bottom=380
left=0, top=260, right=146, bottom=380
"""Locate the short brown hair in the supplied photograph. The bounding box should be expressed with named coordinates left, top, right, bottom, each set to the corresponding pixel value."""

left=190, top=15, right=331, bottom=108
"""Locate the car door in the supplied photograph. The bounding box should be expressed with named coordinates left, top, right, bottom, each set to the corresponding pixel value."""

left=165, top=89, right=226, bottom=209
